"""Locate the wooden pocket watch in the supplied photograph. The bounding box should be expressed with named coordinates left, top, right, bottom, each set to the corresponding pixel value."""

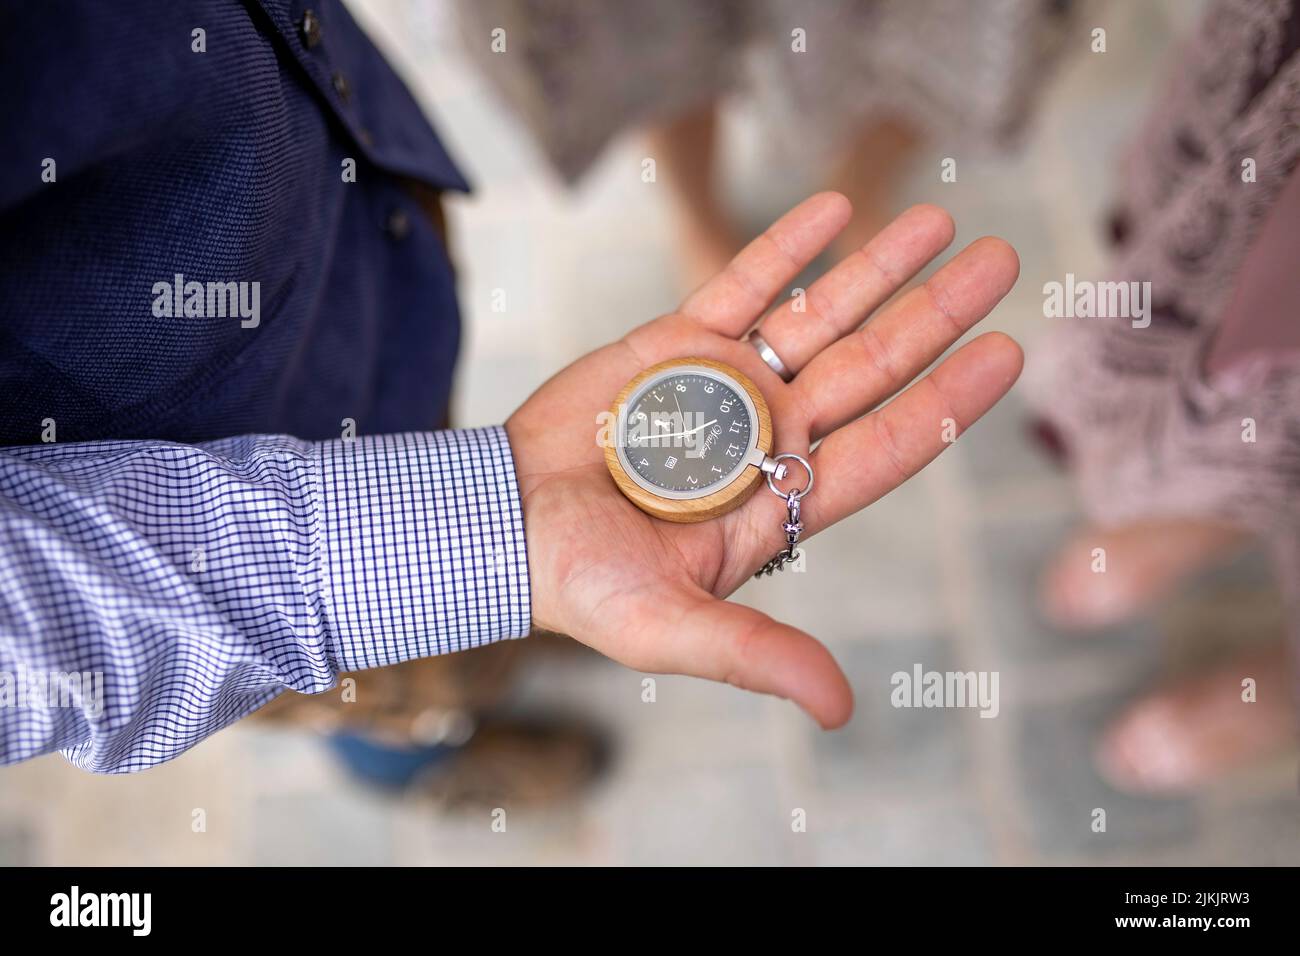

left=603, top=357, right=793, bottom=523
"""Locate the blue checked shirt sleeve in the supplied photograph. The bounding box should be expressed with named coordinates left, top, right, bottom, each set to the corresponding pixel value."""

left=0, top=427, right=531, bottom=773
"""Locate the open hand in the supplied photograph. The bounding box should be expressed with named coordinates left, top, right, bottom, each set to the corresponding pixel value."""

left=506, top=193, right=1022, bottom=728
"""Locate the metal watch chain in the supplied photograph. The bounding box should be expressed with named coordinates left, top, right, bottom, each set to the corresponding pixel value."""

left=754, top=453, right=813, bottom=577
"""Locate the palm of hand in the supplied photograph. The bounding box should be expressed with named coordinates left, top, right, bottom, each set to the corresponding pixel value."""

left=508, top=317, right=801, bottom=627
left=506, top=194, right=1023, bottom=728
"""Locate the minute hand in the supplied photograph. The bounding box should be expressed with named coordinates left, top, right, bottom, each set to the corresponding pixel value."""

left=633, top=419, right=718, bottom=441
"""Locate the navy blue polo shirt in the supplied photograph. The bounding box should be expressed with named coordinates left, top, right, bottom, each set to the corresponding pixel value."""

left=0, top=0, right=470, bottom=444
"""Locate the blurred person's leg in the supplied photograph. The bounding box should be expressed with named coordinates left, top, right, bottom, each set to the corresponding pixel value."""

left=645, top=100, right=741, bottom=292
left=649, top=110, right=924, bottom=294
left=1063, top=163, right=1300, bottom=788
left=825, top=116, right=923, bottom=263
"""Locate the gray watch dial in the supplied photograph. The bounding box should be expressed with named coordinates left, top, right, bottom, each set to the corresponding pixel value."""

left=621, top=371, right=754, bottom=496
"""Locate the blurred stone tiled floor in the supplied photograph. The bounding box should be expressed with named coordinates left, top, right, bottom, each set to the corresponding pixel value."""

left=3, top=0, right=1297, bottom=865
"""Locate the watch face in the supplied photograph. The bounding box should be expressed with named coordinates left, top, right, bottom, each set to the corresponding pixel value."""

left=618, top=365, right=756, bottom=499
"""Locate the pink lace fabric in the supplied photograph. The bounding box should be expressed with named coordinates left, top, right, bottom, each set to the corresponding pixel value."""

left=1025, top=0, right=1300, bottom=541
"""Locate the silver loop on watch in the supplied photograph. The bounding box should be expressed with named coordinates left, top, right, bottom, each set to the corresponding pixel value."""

left=764, top=452, right=813, bottom=499
left=747, top=330, right=793, bottom=383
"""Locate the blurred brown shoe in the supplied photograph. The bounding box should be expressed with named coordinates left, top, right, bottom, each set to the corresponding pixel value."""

left=253, top=634, right=610, bottom=810
left=412, top=713, right=612, bottom=812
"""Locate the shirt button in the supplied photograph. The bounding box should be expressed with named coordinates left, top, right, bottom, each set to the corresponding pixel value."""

left=386, top=208, right=411, bottom=240
left=299, top=9, right=322, bottom=49
left=331, top=71, right=351, bottom=103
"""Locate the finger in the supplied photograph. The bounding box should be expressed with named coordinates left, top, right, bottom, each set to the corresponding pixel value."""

left=793, top=236, right=1020, bottom=439
left=754, top=204, right=955, bottom=375
left=616, top=583, right=853, bottom=728
left=802, top=332, right=1024, bottom=534
left=679, top=191, right=852, bottom=337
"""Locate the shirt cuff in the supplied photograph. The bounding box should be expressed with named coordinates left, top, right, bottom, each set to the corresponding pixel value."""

left=312, top=426, right=532, bottom=671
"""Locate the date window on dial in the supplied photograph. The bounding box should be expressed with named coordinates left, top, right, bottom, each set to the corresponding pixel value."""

left=664, top=456, right=678, bottom=470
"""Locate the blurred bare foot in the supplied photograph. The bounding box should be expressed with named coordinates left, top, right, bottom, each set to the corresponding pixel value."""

left=1040, top=519, right=1252, bottom=631
left=1096, top=646, right=1295, bottom=794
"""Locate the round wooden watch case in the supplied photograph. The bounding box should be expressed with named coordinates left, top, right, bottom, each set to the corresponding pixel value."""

left=604, top=357, right=773, bottom=523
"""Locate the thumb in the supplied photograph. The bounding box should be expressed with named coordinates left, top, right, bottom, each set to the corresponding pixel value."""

left=612, top=583, right=854, bottom=728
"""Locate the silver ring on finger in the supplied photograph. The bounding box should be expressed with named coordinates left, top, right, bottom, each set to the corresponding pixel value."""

left=747, top=329, right=793, bottom=383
